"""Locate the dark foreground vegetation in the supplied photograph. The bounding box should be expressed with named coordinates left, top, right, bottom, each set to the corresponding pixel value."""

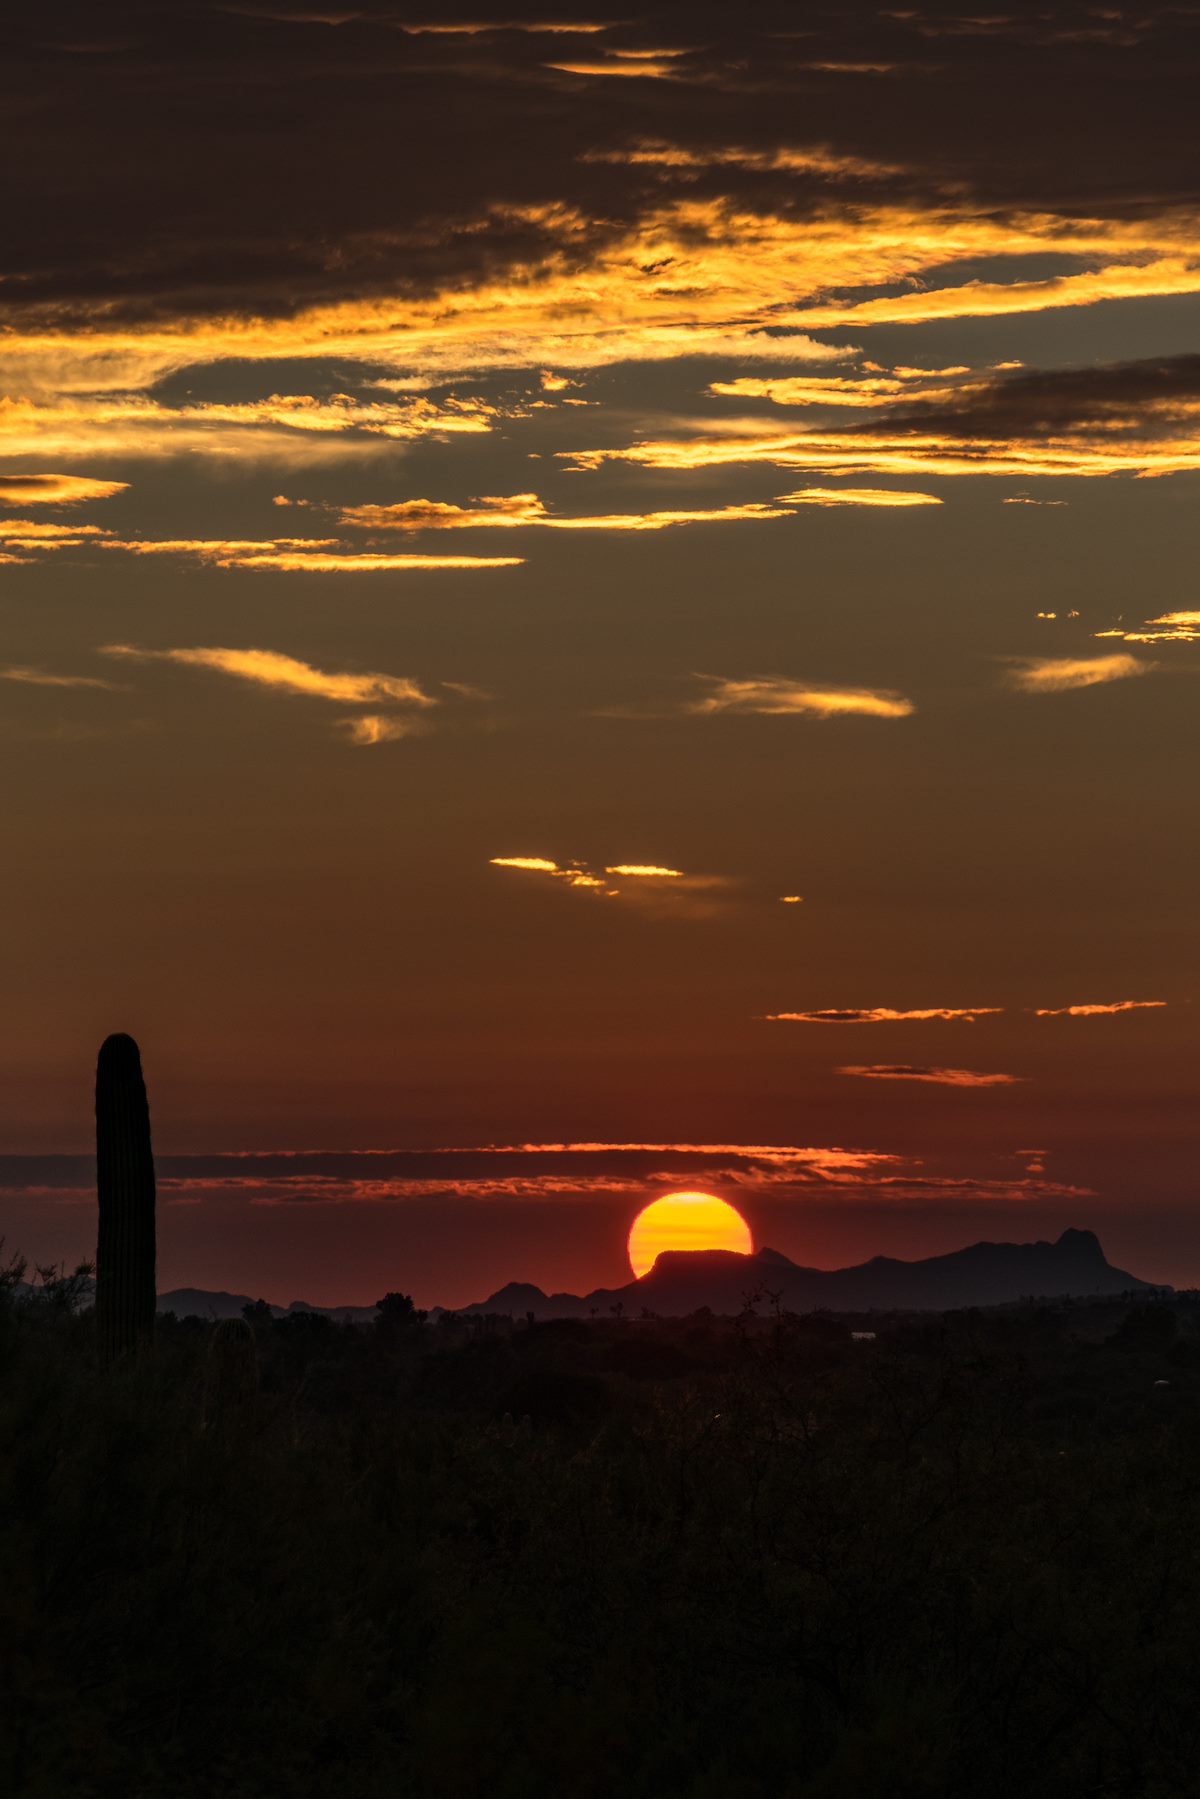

left=4, top=1260, right=1200, bottom=1798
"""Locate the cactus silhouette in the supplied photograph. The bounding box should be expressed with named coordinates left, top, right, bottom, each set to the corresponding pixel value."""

left=95, top=1033, right=157, bottom=1363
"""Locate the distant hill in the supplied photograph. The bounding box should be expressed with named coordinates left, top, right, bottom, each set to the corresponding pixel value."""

left=145, top=1231, right=1159, bottom=1323
left=156, top=1288, right=378, bottom=1324
left=457, top=1229, right=1162, bottom=1319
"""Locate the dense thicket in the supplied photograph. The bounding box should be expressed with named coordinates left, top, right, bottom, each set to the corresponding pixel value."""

left=3, top=1260, right=1199, bottom=1798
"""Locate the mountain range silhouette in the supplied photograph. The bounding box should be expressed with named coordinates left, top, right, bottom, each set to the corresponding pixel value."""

left=157, top=1228, right=1160, bottom=1321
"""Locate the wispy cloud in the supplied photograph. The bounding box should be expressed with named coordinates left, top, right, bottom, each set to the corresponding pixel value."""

left=780, top=257, right=1200, bottom=330
left=339, top=715, right=426, bottom=745
left=777, top=487, right=943, bottom=507
left=564, top=424, right=1200, bottom=482
left=1, top=520, right=112, bottom=547
left=1034, top=1000, right=1167, bottom=1017
left=0, top=392, right=504, bottom=464
left=546, top=57, right=684, bottom=79
left=0, top=1143, right=1090, bottom=1210
left=330, top=493, right=791, bottom=532
left=604, top=863, right=683, bottom=878
left=583, top=140, right=899, bottom=180
left=100, top=537, right=522, bottom=573
left=710, top=374, right=928, bottom=407
left=0, top=523, right=521, bottom=573
left=1004, top=653, right=1149, bottom=693
left=689, top=676, right=915, bottom=720
left=491, top=856, right=606, bottom=891
left=840, top=1065, right=1024, bottom=1086
left=765, top=1007, right=1003, bottom=1023
left=0, top=665, right=124, bottom=690
left=219, top=549, right=524, bottom=572
left=490, top=855, right=728, bottom=912
left=101, top=644, right=434, bottom=708
left=0, top=473, right=128, bottom=505
left=1097, top=610, right=1200, bottom=644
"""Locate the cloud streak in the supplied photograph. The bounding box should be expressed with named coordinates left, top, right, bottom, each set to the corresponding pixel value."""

left=0, top=474, right=128, bottom=505
left=689, top=676, right=915, bottom=720
left=776, top=487, right=942, bottom=508
left=0, top=665, right=124, bottom=691
left=97, top=537, right=524, bottom=573
left=332, top=493, right=792, bottom=532
left=101, top=645, right=434, bottom=708
left=765, top=1007, right=1003, bottom=1024
left=1097, top=610, right=1200, bottom=644
left=1005, top=653, right=1149, bottom=694
left=490, top=855, right=729, bottom=911
left=0, top=1143, right=1088, bottom=1211
left=1034, top=1001, right=1167, bottom=1018
left=839, top=1065, right=1024, bottom=1087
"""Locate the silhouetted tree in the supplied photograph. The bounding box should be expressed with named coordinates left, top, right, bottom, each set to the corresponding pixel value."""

left=374, top=1291, right=427, bottom=1337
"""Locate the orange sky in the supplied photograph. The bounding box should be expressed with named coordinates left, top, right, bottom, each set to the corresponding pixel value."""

left=1, top=1, right=1197, bottom=1305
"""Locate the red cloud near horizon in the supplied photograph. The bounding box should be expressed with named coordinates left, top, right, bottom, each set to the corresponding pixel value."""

left=839, top=1065, right=1024, bottom=1087
left=764, top=1006, right=1003, bottom=1024
left=1034, top=1000, right=1167, bottom=1017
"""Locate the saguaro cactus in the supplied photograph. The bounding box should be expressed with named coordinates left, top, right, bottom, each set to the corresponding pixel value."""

left=95, top=1033, right=157, bottom=1363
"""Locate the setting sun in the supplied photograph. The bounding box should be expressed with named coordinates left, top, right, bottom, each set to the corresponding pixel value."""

left=627, top=1191, right=754, bottom=1279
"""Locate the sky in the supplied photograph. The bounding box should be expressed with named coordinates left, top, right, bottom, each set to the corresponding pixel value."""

left=2, top=0, right=1198, bottom=1307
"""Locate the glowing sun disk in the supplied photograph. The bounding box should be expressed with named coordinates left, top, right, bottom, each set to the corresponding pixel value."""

left=627, top=1191, right=753, bottom=1279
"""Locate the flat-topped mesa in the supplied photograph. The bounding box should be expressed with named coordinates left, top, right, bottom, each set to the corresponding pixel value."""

left=458, top=1228, right=1160, bottom=1319
left=95, top=1033, right=157, bottom=1365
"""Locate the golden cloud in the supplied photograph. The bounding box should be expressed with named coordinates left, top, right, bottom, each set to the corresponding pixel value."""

left=17, top=197, right=1152, bottom=417
left=0, top=473, right=128, bottom=505
left=765, top=1007, right=1003, bottom=1023
left=1005, top=653, right=1149, bottom=693
left=4, top=187, right=1199, bottom=509
left=222, top=549, right=524, bottom=572
left=689, top=676, right=914, bottom=719
left=710, top=374, right=914, bottom=407
left=0, top=520, right=112, bottom=548
left=490, top=854, right=728, bottom=910
left=585, top=140, right=899, bottom=180
left=491, top=856, right=562, bottom=872
left=839, top=1065, right=1024, bottom=1086
left=604, top=864, right=683, bottom=878
left=101, top=644, right=434, bottom=707
left=96, top=536, right=521, bottom=572
left=1034, top=1000, right=1167, bottom=1017
left=562, top=424, right=1200, bottom=481
left=333, top=493, right=791, bottom=532
left=546, top=58, right=682, bottom=78
left=778, top=486, right=942, bottom=507
left=0, top=392, right=502, bottom=465
left=1096, top=609, right=1200, bottom=643
left=780, top=255, right=1200, bottom=329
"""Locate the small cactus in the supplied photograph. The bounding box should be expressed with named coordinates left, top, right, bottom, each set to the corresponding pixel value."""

left=95, top=1033, right=157, bottom=1364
